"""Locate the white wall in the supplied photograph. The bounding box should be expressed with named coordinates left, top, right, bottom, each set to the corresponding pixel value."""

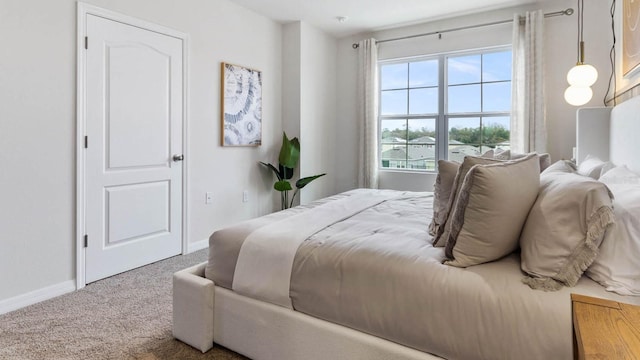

left=281, top=21, right=338, bottom=205
left=299, top=22, right=338, bottom=204
left=282, top=23, right=302, bottom=139
left=334, top=0, right=615, bottom=192
left=0, top=0, right=283, bottom=303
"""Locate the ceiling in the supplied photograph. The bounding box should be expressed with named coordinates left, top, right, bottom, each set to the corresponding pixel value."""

left=229, top=0, right=537, bottom=37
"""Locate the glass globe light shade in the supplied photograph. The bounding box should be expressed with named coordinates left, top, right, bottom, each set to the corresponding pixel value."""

left=566, top=64, right=598, bottom=87
left=564, top=85, right=593, bottom=106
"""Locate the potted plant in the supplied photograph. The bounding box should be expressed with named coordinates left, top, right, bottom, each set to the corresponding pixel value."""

left=260, top=132, right=326, bottom=210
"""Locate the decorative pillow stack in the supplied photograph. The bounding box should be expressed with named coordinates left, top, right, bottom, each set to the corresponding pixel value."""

left=586, top=165, right=640, bottom=295
left=443, top=154, right=540, bottom=267
left=431, top=154, right=540, bottom=267
left=519, top=161, right=615, bottom=290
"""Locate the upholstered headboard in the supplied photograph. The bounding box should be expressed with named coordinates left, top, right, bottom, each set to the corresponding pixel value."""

left=576, top=96, right=640, bottom=174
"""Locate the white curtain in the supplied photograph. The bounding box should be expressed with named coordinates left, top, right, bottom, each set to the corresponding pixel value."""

left=357, top=38, right=379, bottom=189
left=511, top=10, right=546, bottom=154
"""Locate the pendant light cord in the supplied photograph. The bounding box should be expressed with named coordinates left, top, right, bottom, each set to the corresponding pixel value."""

left=604, top=0, right=617, bottom=106
left=576, top=0, right=583, bottom=64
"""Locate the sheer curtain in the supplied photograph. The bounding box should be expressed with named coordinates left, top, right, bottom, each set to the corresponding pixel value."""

left=511, top=10, right=546, bottom=154
left=357, top=38, right=379, bottom=189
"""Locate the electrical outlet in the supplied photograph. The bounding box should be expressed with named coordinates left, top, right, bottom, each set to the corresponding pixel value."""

left=242, top=190, right=249, bottom=203
left=205, top=192, right=213, bottom=204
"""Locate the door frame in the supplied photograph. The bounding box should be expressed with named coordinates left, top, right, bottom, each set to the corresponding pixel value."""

left=76, top=2, right=190, bottom=289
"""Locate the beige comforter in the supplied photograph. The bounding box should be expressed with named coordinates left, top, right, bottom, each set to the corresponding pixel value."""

left=205, top=189, right=640, bottom=359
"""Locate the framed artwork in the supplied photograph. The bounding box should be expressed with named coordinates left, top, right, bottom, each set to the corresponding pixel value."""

left=221, top=62, right=262, bottom=146
left=623, top=0, right=640, bottom=77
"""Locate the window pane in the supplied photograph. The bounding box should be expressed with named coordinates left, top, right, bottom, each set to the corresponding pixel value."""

left=381, top=119, right=407, bottom=143
left=409, top=88, right=438, bottom=114
left=447, top=55, right=481, bottom=85
left=448, top=117, right=481, bottom=162
left=407, top=119, right=436, bottom=171
left=381, top=63, right=408, bottom=90
left=483, top=82, right=511, bottom=112
left=483, top=51, right=512, bottom=81
left=448, top=84, right=481, bottom=113
left=482, top=116, right=510, bottom=149
left=381, top=119, right=408, bottom=169
left=381, top=90, right=407, bottom=115
left=409, top=60, right=438, bottom=87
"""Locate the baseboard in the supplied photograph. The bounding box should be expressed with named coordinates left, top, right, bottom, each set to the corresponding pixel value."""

left=0, top=280, right=76, bottom=315
left=186, top=238, right=209, bottom=254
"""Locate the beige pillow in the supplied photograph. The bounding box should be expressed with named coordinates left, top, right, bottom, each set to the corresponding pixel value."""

left=443, top=154, right=540, bottom=267
left=494, top=149, right=511, bottom=160
left=520, top=171, right=615, bottom=290
left=428, top=160, right=459, bottom=237
left=481, top=149, right=494, bottom=158
left=542, top=159, right=577, bottom=175
left=496, top=150, right=551, bottom=172
left=432, top=155, right=506, bottom=247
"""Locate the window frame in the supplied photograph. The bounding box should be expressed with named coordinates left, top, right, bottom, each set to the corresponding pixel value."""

left=378, top=45, right=512, bottom=173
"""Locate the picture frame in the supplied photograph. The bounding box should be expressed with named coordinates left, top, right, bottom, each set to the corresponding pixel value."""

left=623, top=0, right=640, bottom=77
left=221, top=62, right=262, bottom=146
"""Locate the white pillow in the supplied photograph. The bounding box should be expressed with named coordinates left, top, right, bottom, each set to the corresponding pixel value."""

left=577, top=155, right=606, bottom=179
left=599, top=165, right=640, bottom=185
left=599, top=161, right=616, bottom=178
left=586, top=183, right=640, bottom=295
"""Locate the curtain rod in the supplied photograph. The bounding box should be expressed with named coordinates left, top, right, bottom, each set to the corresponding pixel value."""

left=352, top=8, right=573, bottom=49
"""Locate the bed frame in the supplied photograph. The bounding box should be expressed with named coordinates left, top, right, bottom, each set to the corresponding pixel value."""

left=173, top=263, right=440, bottom=359
left=174, top=95, right=640, bottom=360
left=576, top=95, right=640, bottom=173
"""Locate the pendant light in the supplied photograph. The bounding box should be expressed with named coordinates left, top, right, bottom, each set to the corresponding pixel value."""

left=564, top=0, right=598, bottom=106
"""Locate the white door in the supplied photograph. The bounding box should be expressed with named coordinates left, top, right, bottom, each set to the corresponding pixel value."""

left=84, top=14, right=183, bottom=283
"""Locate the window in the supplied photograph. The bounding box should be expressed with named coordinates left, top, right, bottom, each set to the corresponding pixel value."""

left=379, top=48, right=512, bottom=171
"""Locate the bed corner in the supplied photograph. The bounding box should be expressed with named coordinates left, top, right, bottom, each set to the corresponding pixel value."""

left=172, top=262, right=215, bottom=353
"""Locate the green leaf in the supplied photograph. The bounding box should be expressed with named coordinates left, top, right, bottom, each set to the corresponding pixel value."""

left=279, top=164, right=294, bottom=180
left=274, top=180, right=293, bottom=192
left=259, top=161, right=283, bottom=181
left=278, top=132, right=300, bottom=169
left=295, top=174, right=326, bottom=189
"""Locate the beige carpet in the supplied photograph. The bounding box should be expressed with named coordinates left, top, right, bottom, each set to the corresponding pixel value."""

left=0, top=250, right=248, bottom=360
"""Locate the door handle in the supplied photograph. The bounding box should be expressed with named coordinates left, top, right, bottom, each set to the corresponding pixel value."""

left=172, top=154, right=184, bottom=162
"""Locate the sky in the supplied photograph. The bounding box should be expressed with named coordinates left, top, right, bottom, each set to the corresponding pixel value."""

left=380, top=50, right=512, bottom=133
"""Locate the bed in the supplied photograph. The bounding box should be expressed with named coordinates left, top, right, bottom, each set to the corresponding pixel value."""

left=173, top=96, right=640, bottom=360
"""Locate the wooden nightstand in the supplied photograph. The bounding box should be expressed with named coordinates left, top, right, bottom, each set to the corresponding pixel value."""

left=571, top=293, right=640, bottom=359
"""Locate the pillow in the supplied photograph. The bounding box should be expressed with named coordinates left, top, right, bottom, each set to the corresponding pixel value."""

left=432, top=155, right=506, bottom=247
left=599, top=161, right=616, bottom=178
left=480, top=149, right=494, bottom=158
left=598, top=165, right=640, bottom=185
left=586, top=184, right=640, bottom=295
left=520, top=171, right=615, bottom=290
left=494, top=149, right=510, bottom=160
left=495, top=150, right=551, bottom=172
left=429, top=160, right=459, bottom=237
left=443, top=154, right=540, bottom=267
left=542, top=159, right=577, bottom=175
left=577, top=155, right=606, bottom=179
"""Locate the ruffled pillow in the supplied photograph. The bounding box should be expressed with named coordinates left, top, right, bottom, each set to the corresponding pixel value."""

left=520, top=170, right=614, bottom=290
